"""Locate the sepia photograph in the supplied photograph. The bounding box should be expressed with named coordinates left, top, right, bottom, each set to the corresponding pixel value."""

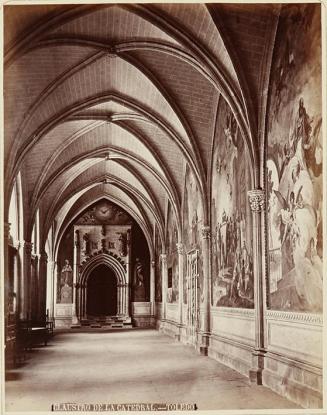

left=1, top=1, right=326, bottom=414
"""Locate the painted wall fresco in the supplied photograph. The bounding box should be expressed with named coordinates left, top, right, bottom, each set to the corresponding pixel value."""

left=166, top=201, right=179, bottom=303
left=182, top=163, right=204, bottom=304
left=57, top=228, right=74, bottom=303
left=131, top=224, right=150, bottom=302
left=267, top=4, right=322, bottom=313
left=211, top=96, right=254, bottom=308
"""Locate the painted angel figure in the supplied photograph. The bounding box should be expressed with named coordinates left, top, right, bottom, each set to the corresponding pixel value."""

left=274, top=186, right=301, bottom=246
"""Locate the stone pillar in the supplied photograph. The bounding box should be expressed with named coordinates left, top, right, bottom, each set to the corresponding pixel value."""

left=4, top=222, right=11, bottom=318
left=160, top=254, right=167, bottom=321
left=248, top=188, right=266, bottom=384
left=176, top=243, right=184, bottom=332
left=126, top=230, right=132, bottom=317
left=200, top=226, right=211, bottom=355
left=23, top=241, right=33, bottom=320
left=150, top=259, right=155, bottom=315
left=46, top=260, right=55, bottom=319
left=124, top=283, right=129, bottom=316
left=71, top=230, right=80, bottom=326
left=38, top=251, right=48, bottom=320
left=82, top=284, right=87, bottom=318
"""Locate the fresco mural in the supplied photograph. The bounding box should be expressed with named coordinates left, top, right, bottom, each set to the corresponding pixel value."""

left=182, top=163, right=204, bottom=304
left=166, top=201, right=179, bottom=303
left=267, top=4, right=322, bottom=313
left=211, top=97, right=253, bottom=308
left=57, top=228, right=74, bottom=303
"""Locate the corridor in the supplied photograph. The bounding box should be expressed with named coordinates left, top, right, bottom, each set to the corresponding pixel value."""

left=6, top=329, right=299, bottom=412
left=3, top=3, right=323, bottom=411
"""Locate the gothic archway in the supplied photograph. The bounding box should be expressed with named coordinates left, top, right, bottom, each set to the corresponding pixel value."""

left=77, top=253, right=129, bottom=318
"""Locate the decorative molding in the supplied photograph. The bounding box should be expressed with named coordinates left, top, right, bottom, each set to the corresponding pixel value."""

left=151, top=260, right=155, bottom=268
left=80, top=250, right=126, bottom=271
left=201, top=226, right=211, bottom=239
left=248, top=189, right=265, bottom=212
left=266, top=310, right=323, bottom=325
left=211, top=306, right=255, bottom=318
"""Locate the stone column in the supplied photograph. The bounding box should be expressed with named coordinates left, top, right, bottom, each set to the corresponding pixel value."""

left=176, top=243, right=184, bottom=333
left=200, top=226, right=211, bottom=355
left=23, top=241, right=33, bottom=320
left=71, top=230, right=80, bottom=326
left=248, top=188, right=266, bottom=384
left=30, top=254, right=39, bottom=320
left=82, top=284, right=87, bottom=318
left=150, top=259, right=155, bottom=315
left=3, top=222, right=11, bottom=318
left=160, top=254, right=167, bottom=321
left=47, top=260, right=56, bottom=319
left=38, top=251, right=48, bottom=320
left=126, top=230, right=131, bottom=316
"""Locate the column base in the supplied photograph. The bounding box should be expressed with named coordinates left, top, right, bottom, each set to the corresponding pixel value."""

left=199, top=332, right=210, bottom=356
left=71, top=314, right=80, bottom=327
left=199, top=346, right=208, bottom=356
left=249, top=349, right=266, bottom=385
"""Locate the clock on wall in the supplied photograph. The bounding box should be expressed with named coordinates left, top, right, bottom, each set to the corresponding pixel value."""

left=93, top=201, right=116, bottom=222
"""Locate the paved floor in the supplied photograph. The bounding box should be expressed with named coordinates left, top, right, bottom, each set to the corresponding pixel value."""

left=5, top=329, right=299, bottom=412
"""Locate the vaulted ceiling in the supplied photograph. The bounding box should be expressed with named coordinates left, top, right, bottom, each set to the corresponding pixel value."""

left=4, top=3, right=278, bottom=255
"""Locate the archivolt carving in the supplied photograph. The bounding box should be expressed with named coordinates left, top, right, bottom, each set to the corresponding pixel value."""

left=79, top=251, right=127, bottom=276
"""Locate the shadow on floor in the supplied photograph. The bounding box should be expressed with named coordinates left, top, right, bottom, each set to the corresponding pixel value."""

left=54, top=327, right=154, bottom=334
left=5, top=371, right=23, bottom=381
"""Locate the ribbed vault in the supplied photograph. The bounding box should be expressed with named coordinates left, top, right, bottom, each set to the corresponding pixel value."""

left=4, top=3, right=270, bottom=256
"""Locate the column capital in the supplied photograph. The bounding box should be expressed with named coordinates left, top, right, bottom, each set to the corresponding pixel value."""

left=23, top=241, right=33, bottom=253
left=176, top=243, right=184, bottom=255
left=248, top=189, right=265, bottom=213
left=201, top=226, right=211, bottom=239
left=40, top=250, right=48, bottom=261
left=151, top=260, right=155, bottom=268
left=160, top=253, right=167, bottom=264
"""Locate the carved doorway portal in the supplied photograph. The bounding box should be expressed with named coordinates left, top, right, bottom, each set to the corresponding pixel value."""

left=86, top=265, right=117, bottom=316
left=186, top=250, right=199, bottom=345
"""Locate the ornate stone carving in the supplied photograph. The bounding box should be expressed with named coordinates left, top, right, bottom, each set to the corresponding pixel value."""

left=74, top=230, right=80, bottom=247
left=116, top=232, right=127, bottom=256
left=248, top=189, right=265, bottom=212
left=176, top=243, right=183, bottom=255
left=265, top=310, right=323, bottom=325
left=40, top=251, right=48, bottom=263
left=201, top=226, right=211, bottom=239
left=160, top=253, right=167, bottom=264
left=23, top=241, right=33, bottom=253
left=211, top=306, right=255, bottom=318
left=82, top=233, right=90, bottom=255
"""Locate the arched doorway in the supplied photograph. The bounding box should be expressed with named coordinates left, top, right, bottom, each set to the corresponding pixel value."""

left=86, top=265, right=117, bottom=316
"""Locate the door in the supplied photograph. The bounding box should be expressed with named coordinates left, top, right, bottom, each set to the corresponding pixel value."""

left=86, top=265, right=117, bottom=316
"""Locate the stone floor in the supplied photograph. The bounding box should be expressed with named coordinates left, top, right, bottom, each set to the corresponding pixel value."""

left=5, top=328, right=299, bottom=412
